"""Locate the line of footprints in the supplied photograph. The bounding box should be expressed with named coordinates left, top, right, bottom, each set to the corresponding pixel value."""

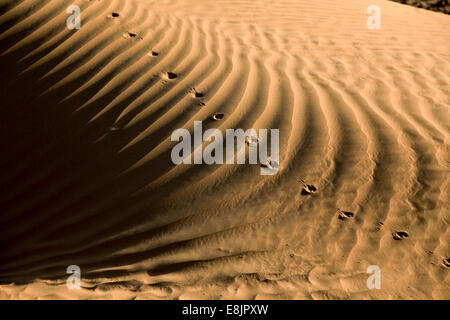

left=296, top=177, right=410, bottom=241
left=104, top=11, right=444, bottom=249
left=109, top=12, right=210, bottom=108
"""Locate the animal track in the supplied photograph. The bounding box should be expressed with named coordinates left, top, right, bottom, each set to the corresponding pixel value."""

left=392, top=231, right=409, bottom=240
left=442, top=258, right=450, bottom=268
left=297, top=178, right=317, bottom=195
left=375, top=221, right=384, bottom=231
left=123, top=32, right=141, bottom=39
left=245, top=135, right=259, bottom=146
left=165, top=72, right=177, bottom=80
left=212, top=113, right=224, bottom=121
left=189, top=87, right=203, bottom=98
left=337, top=208, right=354, bottom=220
left=107, top=12, right=120, bottom=18
left=260, top=160, right=278, bottom=170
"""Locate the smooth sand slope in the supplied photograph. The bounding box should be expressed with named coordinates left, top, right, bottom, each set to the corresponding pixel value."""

left=0, top=0, right=449, bottom=299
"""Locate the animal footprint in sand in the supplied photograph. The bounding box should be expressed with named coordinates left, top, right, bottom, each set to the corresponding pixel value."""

left=148, top=50, right=159, bottom=57
left=189, top=87, right=203, bottom=98
left=337, top=208, right=354, bottom=220
left=246, top=135, right=259, bottom=147
left=123, top=32, right=142, bottom=39
left=107, top=12, right=120, bottom=19
left=297, top=178, right=317, bottom=195
left=164, top=72, right=177, bottom=80
left=375, top=221, right=384, bottom=231
left=260, top=160, right=278, bottom=169
left=212, top=113, right=224, bottom=121
left=442, top=258, right=450, bottom=268
left=392, top=231, right=409, bottom=240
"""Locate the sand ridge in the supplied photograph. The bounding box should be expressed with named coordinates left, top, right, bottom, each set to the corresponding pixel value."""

left=0, top=0, right=449, bottom=299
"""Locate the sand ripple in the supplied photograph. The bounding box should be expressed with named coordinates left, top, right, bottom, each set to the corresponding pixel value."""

left=0, top=0, right=449, bottom=299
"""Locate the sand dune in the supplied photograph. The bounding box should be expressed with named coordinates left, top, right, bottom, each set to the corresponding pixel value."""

left=0, top=0, right=449, bottom=299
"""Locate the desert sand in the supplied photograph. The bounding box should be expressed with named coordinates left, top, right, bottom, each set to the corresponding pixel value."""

left=0, top=0, right=449, bottom=299
left=391, top=0, right=449, bottom=14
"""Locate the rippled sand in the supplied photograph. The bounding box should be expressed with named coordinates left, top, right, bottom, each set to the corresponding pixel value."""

left=0, top=0, right=449, bottom=299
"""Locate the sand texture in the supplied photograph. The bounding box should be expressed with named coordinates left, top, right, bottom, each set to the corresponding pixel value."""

left=0, top=0, right=449, bottom=299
